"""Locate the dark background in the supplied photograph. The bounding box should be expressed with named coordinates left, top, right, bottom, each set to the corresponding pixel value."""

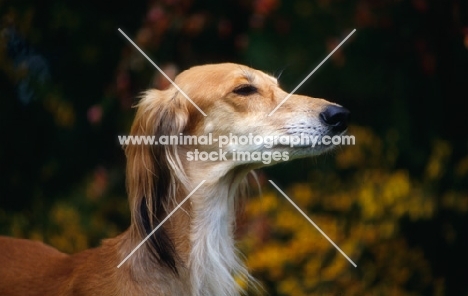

left=1, top=0, right=467, bottom=295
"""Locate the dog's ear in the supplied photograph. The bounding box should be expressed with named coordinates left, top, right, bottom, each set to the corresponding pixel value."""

left=125, top=88, right=189, bottom=274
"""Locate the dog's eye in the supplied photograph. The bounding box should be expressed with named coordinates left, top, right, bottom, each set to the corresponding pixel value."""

left=233, top=84, right=258, bottom=96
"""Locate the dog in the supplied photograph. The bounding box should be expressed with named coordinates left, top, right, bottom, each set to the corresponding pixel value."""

left=0, top=63, right=349, bottom=295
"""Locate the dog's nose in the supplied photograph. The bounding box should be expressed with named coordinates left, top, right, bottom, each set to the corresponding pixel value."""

left=319, top=105, right=350, bottom=132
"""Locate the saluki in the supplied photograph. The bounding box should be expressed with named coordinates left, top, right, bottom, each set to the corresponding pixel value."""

left=0, top=63, right=349, bottom=295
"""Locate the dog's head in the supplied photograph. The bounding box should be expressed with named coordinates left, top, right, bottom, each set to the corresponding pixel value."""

left=124, top=63, right=349, bottom=272
left=174, top=63, right=350, bottom=162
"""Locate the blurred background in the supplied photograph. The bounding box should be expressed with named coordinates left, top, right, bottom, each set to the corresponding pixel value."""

left=1, top=0, right=467, bottom=295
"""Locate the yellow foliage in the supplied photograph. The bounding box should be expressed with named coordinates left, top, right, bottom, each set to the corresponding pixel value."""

left=321, top=256, right=348, bottom=281
left=289, top=183, right=315, bottom=208
left=442, top=192, right=468, bottom=212
left=246, top=193, right=279, bottom=216
left=335, top=125, right=383, bottom=169
left=44, top=95, right=76, bottom=128
left=240, top=126, right=460, bottom=295
left=49, top=204, right=89, bottom=253
left=425, top=140, right=451, bottom=181
left=455, top=155, right=468, bottom=177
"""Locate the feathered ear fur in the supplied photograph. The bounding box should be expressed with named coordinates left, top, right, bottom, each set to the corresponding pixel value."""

left=125, top=88, right=189, bottom=274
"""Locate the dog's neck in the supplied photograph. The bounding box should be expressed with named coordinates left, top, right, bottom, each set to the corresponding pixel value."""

left=187, top=164, right=250, bottom=296
left=121, top=162, right=251, bottom=296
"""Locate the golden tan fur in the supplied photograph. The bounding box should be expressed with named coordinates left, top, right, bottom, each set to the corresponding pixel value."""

left=0, top=63, right=347, bottom=295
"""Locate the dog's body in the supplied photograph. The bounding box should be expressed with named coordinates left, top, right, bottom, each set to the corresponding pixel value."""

left=0, top=63, right=349, bottom=295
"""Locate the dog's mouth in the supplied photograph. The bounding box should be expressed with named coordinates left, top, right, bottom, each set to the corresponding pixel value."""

left=271, top=128, right=348, bottom=149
